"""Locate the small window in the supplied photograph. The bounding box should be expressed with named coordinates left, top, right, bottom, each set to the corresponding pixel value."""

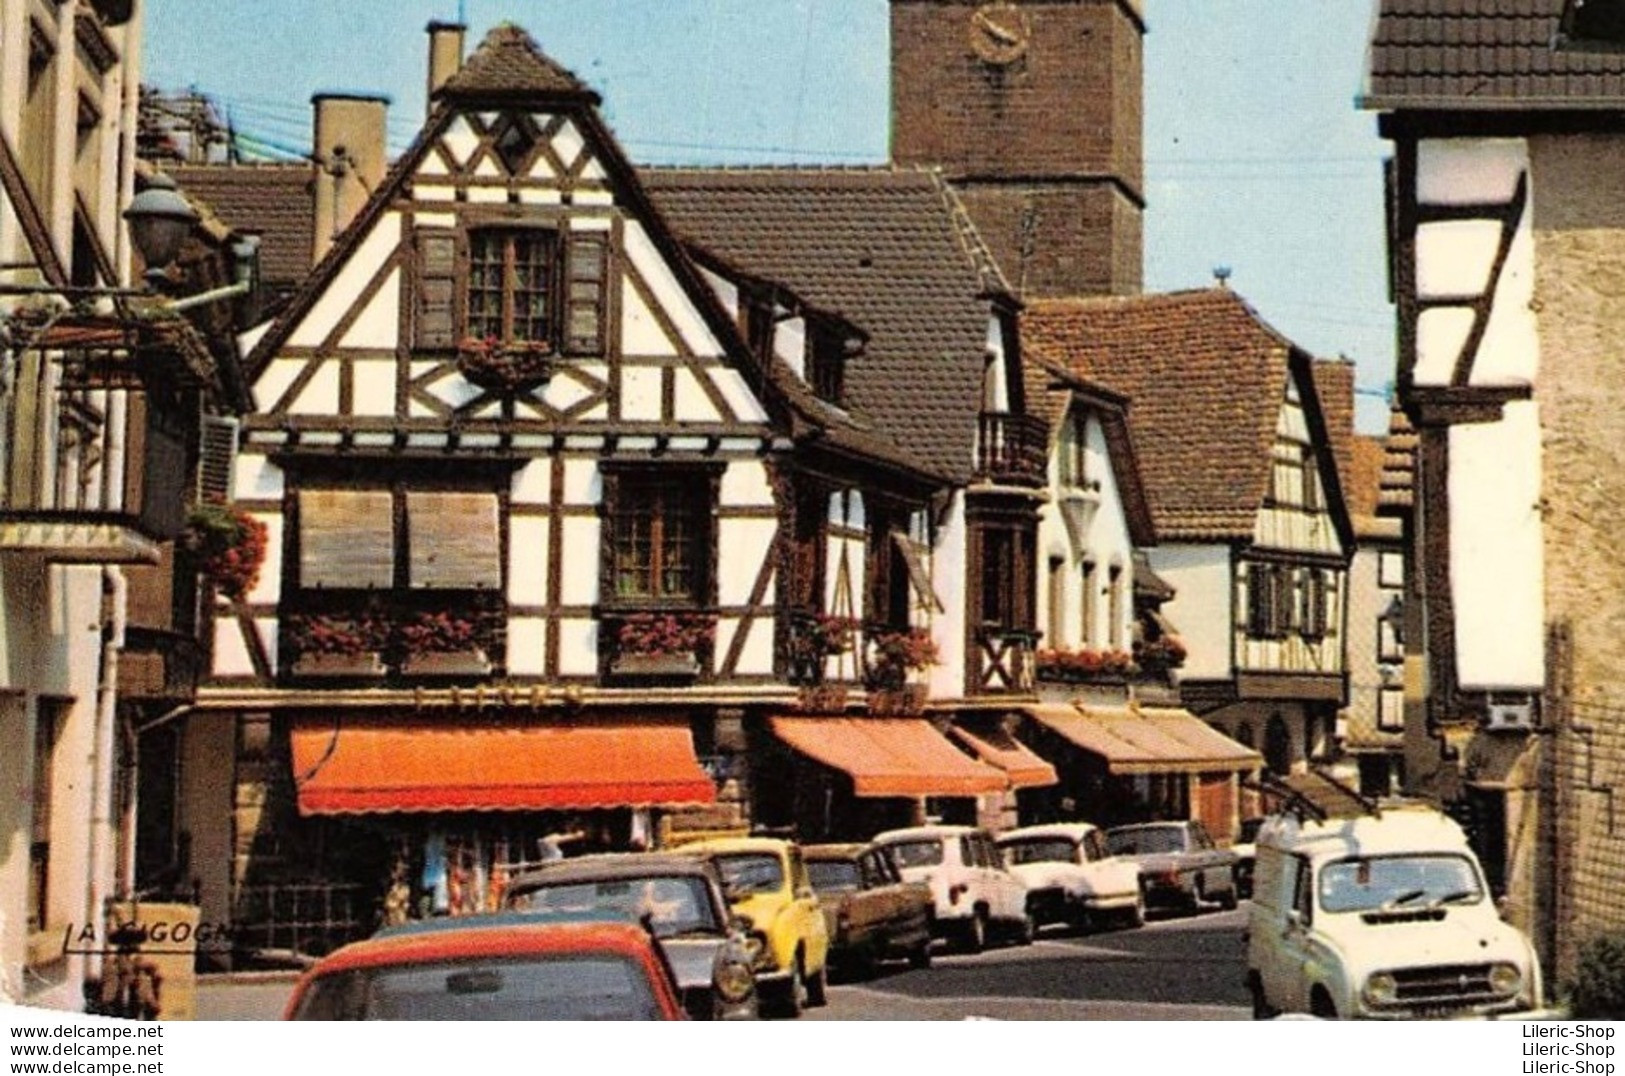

left=808, top=326, right=845, bottom=406
left=609, top=471, right=712, bottom=603
left=299, top=489, right=395, bottom=590
left=1378, top=687, right=1405, bottom=732
left=1301, top=570, right=1329, bottom=640
left=28, top=702, right=64, bottom=933
left=468, top=228, right=557, bottom=346
left=1379, top=552, right=1405, bottom=590
left=1059, top=411, right=1090, bottom=489
left=1246, top=562, right=1294, bottom=640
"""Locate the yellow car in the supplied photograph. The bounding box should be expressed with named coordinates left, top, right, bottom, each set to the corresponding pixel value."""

left=682, top=837, right=830, bottom=1017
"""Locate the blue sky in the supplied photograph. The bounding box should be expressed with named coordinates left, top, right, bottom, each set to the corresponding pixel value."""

left=145, top=0, right=1394, bottom=433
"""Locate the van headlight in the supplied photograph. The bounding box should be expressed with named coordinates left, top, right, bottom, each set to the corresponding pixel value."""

left=715, top=960, right=754, bottom=1004
left=1362, top=972, right=1399, bottom=1007
left=1490, top=962, right=1523, bottom=996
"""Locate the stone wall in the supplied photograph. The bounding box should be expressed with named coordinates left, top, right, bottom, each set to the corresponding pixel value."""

left=1530, top=131, right=1625, bottom=979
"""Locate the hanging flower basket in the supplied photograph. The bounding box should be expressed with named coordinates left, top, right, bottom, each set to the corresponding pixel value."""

left=184, top=503, right=268, bottom=601
left=455, top=335, right=554, bottom=393
left=864, top=626, right=939, bottom=691
left=867, top=684, right=928, bottom=716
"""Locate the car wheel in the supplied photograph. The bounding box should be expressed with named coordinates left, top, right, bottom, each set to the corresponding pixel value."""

left=1220, top=878, right=1239, bottom=912
left=1310, top=986, right=1338, bottom=1020
left=960, top=909, right=988, bottom=954
left=1015, top=911, right=1037, bottom=946
left=1190, top=874, right=1207, bottom=913
left=769, top=957, right=807, bottom=1019
left=1123, top=900, right=1145, bottom=930
left=908, top=939, right=932, bottom=970
left=806, top=961, right=828, bottom=1008
left=1248, top=974, right=1274, bottom=1021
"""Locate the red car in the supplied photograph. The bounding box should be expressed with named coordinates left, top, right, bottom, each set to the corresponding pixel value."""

left=284, top=916, right=687, bottom=1021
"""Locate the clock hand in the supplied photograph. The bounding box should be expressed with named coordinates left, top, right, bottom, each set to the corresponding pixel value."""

left=973, top=10, right=1022, bottom=46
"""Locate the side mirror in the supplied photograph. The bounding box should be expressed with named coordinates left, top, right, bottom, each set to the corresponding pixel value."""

left=729, top=914, right=755, bottom=935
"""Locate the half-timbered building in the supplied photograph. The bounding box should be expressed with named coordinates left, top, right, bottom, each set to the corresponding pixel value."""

left=165, top=24, right=1054, bottom=947
left=1363, top=0, right=1625, bottom=976
left=1022, top=290, right=1354, bottom=797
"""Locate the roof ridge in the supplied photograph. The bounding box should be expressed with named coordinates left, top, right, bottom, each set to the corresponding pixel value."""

left=435, top=22, right=594, bottom=101
left=927, top=170, right=1014, bottom=300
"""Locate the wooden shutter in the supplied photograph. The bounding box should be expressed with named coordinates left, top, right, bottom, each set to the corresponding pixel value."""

left=196, top=415, right=239, bottom=504
left=300, top=489, right=394, bottom=589
left=415, top=230, right=459, bottom=349
left=407, top=491, right=501, bottom=589
left=563, top=232, right=607, bottom=355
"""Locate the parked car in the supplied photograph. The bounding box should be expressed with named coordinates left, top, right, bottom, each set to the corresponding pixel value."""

left=503, top=853, right=757, bottom=1020
left=873, top=824, right=1032, bottom=953
left=1246, top=806, right=1546, bottom=1020
left=996, top=823, right=1144, bottom=931
left=1105, top=820, right=1239, bottom=913
left=804, top=842, right=934, bottom=976
left=1231, top=817, right=1266, bottom=899
left=681, top=836, right=830, bottom=1017
left=284, top=915, right=686, bottom=1020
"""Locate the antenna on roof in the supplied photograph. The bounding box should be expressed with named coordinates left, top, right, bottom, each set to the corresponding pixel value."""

left=1212, top=265, right=1232, bottom=288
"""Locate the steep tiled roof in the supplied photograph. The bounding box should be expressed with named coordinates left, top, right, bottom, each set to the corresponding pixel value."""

left=644, top=168, right=1014, bottom=483
left=1351, top=434, right=1403, bottom=541
left=435, top=23, right=594, bottom=102
left=1022, top=289, right=1319, bottom=542
left=168, top=163, right=313, bottom=293
left=1364, top=0, right=1625, bottom=109
left=1313, top=359, right=1356, bottom=509
left=1379, top=405, right=1417, bottom=514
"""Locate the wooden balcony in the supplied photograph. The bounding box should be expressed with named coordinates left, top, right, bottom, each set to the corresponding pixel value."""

left=975, top=412, right=1048, bottom=489
left=0, top=351, right=188, bottom=564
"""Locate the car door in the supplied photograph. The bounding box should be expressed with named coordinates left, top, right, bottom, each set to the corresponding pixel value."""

left=856, top=850, right=899, bottom=942
left=787, top=847, right=829, bottom=971
left=978, top=832, right=1026, bottom=923
left=1188, top=821, right=1225, bottom=892
left=1264, top=854, right=1317, bottom=1012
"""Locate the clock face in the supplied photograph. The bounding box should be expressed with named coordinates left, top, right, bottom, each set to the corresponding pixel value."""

left=968, top=2, right=1032, bottom=66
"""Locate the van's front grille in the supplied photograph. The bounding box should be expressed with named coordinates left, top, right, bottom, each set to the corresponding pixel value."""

left=1381, top=963, right=1507, bottom=1013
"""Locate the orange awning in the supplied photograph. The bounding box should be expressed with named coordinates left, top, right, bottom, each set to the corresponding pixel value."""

left=771, top=717, right=1007, bottom=798
left=290, top=716, right=716, bottom=815
left=1026, top=703, right=1261, bottom=776
left=948, top=725, right=1058, bottom=789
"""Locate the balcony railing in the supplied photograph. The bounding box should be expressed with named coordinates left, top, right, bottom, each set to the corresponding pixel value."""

left=974, top=625, right=1040, bottom=695
left=0, top=350, right=187, bottom=563
left=975, top=411, right=1048, bottom=488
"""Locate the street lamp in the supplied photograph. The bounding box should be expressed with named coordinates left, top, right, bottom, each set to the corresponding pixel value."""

left=122, top=173, right=199, bottom=287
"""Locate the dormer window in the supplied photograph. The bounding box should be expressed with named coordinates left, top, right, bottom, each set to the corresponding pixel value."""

left=468, top=228, right=555, bottom=345
left=808, top=325, right=845, bottom=406
left=1059, top=412, right=1093, bottom=490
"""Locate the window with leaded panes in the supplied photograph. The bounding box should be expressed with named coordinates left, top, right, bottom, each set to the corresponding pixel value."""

left=467, top=228, right=555, bottom=345
left=610, top=472, right=711, bottom=603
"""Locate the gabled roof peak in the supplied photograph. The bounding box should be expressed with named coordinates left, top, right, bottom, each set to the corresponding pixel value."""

left=434, top=22, right=598, bottom=104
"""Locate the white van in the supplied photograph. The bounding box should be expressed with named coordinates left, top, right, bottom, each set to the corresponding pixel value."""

left=1245, top=806, right=1543, bottom=1020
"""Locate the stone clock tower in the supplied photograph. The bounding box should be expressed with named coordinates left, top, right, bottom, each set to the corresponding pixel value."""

left=890, top=0, right=1145, bottom=298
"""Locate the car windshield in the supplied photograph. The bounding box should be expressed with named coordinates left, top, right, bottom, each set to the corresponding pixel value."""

left=806, top=860, right=861, bottom=894
left=289, top=953, right=666, bottom=1021
left=1237, top=818, right=1264, bottom=844
left=712, top=853, right=785, bottom=895
left=1000, top=838, right=1077, bottom=866
left=507, top=876, right=719, bottom=937
left=1317, top=854, right=1485, bottom=914
left=883, top=840, right=944, bottom=869
left=1107, top=827, right=1185, bottom=855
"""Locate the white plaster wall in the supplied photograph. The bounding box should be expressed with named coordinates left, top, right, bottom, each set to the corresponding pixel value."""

left=1036, top=410, right=1135, bottom=650
left=506, top=618, right=547, bottom=677
left=1450, top=400, right=1545, bottom=689
left=622, top=221, right=722, bottom=358
left=288, top=212, right=402, bottom=348
left=717, top=519, right=776, bottom=607
left=0, top=691, right=27, bottom=1005
left=351, top=360, right=397, bottom=417
left=1145, top=545, right=1233, bottom=681
left=338, top=268, right=400, bottom=350
left=556, top=617, right=598, bottom=676
left=928, top=494, right=970, bottom=699
left=507, top=517, right=549, bottom=605
left=1413, top=138, right=1538, bottom=388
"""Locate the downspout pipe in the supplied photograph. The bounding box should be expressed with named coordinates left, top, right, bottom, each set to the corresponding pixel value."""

left=86, top=566, right=126, bottom=965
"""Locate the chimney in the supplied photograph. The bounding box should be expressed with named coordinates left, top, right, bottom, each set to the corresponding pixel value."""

left=311, top=92, right=389, bottom=264
left=427, top=21, right=467, bottom=107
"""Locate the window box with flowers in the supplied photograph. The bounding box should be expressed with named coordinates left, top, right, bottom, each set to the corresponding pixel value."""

left=790, top=612, right=860, bottom=710
left=1035, top=646, right=1139, bottom=685
left=286, top=613, right=388, bottom=678
left=610, top=612, right=714, bottom=678
left=864, top=626, right=939, bottom=715
left=455, top=335, right=554, bottom=393
left=400, top=611, right=492, bottom=677
left=183, top=503, right=268, bottom=602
